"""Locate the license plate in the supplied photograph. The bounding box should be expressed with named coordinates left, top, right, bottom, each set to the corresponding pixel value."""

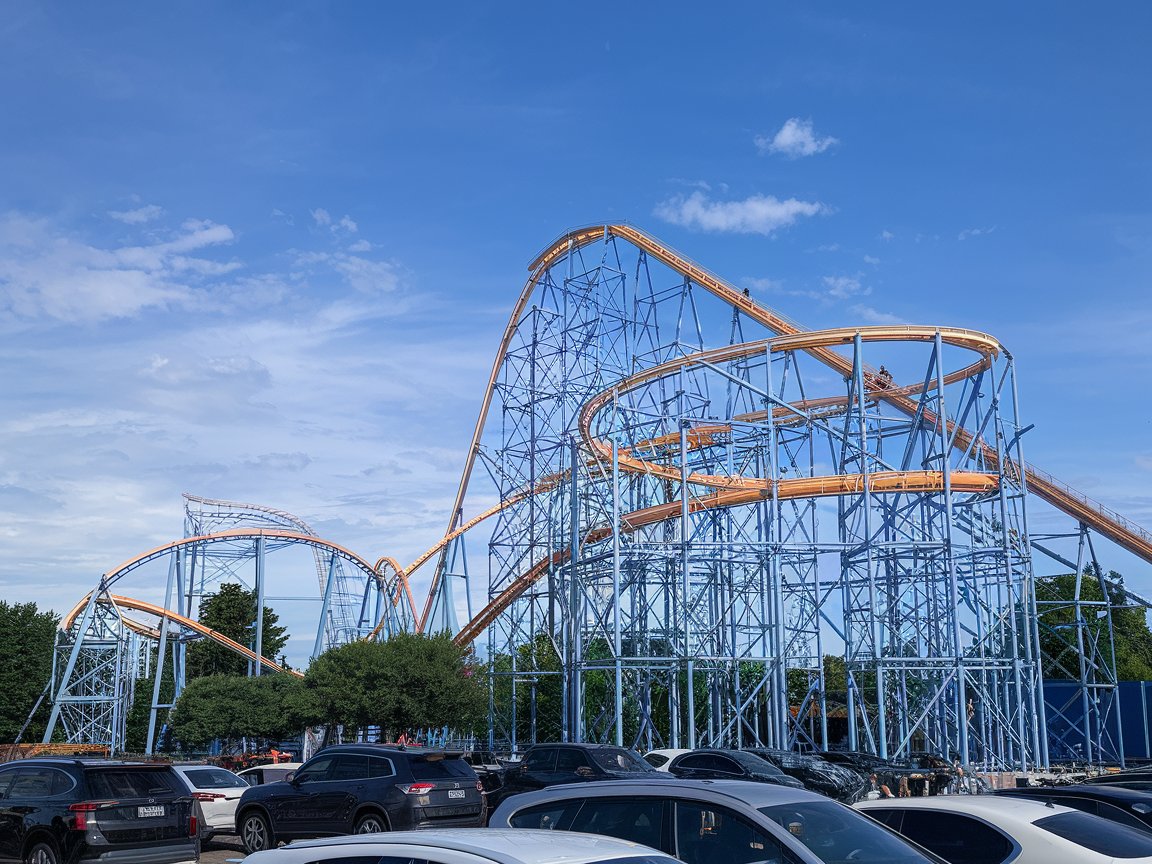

left=138, top=805, right=165, bottom=817
left=447, top=789, right=465, bottom=799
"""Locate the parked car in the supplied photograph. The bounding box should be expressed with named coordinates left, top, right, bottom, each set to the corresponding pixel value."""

left=489, top=743, right=668, bottom=808
left=745, top=748, right=867, bottom=802
left=462, top=750, right=505, bottom=795
left=170, top=764, right=248, bottom=839
left=238, top=828, right=679, bottom=864
left=997, top=783, right=1152, bottom=832
left=1083, top=768, right=1152, bottom=792
left=235, top=744, right=484, bottom=853
left=900, top=752, right=959, bottom=794
left=490, top=777, right=944, bottom=864
left=642, top=748, right=692, bottom=771
left=818, top=750, right=942, bottom=796
left=0, top=758, right=198, bottom=864
left=666, top=749, right=805, bottom=789
left=856, top=794, right=1152, bottom=864
left=235, top=762, right=302, bottom=786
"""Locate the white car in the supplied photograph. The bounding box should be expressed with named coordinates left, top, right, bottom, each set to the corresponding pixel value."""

left=642, top=748, right=692, bottom=771
left=856, top=794, right=1152, bottom=864
left=171, top=764, right=249, bottom=838
left=236, top=762, right=303, bottom=786
left=238, top=828, right=678, bottom=864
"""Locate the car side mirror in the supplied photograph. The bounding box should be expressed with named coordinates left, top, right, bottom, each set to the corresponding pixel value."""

left=285, top=771, right=296, bottom=783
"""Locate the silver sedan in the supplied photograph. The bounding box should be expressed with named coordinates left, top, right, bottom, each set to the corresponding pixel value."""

left=238, top=828, right=678, bottom=864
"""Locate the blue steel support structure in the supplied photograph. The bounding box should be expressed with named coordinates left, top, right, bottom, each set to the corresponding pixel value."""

left=452, top=227, right=1048, bottom=769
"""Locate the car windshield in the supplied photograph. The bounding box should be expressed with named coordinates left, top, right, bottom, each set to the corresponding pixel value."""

left=182, top=768, right=247, bottom=789
left=1035, top=811, right=1152, bottom=858
left=759, top=801, right=938, bottom=864
left=589, top=748, right=652, bottom=772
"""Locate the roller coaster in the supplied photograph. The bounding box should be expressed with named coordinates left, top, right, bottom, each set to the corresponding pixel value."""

left=40, top=225, right=1151, bottom=768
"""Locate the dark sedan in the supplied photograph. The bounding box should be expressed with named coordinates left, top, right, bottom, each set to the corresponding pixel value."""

left=489, top=744, right=667, bottom=808
left=1084, top=769, right=1152, bottom=792
left=667, top=749, right=806, bottom=789
left=818, top=750, right=946, bottom=796
left=746, top=748, right=867, bottom=802
left=998, top=783, right=1152, bottom=832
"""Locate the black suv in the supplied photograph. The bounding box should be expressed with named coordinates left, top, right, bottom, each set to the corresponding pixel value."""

left=235, top=745, right=483, bottom=853
left=667, top=749, right=805, bottom=789
left=490, top=744, right=666, bottom=808
left=0, top=758, right=198, bottom=864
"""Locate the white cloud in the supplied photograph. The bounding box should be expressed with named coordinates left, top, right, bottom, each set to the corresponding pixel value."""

left=170, top=256, right=244, bottom=276
left=822, top=275, right=869, bottom=299
left=654, top=191, right=827, bottom=235
left=0, top=207, right=499, bottom=653
left=742, top=276, right=835, bottom=304
left=348, top=239, right=372, bottom=253
left=880, top=230, right=895, bottom=241
left=756, top=118, right=839, bottom=158
left=958, top=226, right=996, bottom=241
left=743, top=277, right=784, bottom=294
left=108, top=204, right=164, bottom=225
left=243, top=452, right=312, bottom=472
left=851, top=303, right=903, bottom=324
left=0, top=213, right=238, bottom=322
left=863, top=255, right=880, bottom=265
left=295, top=250, right=400, bottom=296
left=312, top=208, right=358, bottom=235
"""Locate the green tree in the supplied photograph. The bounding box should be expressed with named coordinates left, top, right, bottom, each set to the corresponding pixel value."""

left=123, top=655, right=175, bottom=753
left=0, top=601, right=59, bottom=742
left=185, top=583, right=289, bottom=678
left=304, top=633, right=486, bottom=738
left=1037, top=568, right=1152, bottom=681
left=170, top=673, right=311, bottom=748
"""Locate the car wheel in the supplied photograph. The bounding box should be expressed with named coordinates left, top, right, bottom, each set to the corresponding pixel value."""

left=240, top=811, right=275, bottom=853
left=25, top=842, right=58, bottom=864
left=354, top=812, right=388, bottom=833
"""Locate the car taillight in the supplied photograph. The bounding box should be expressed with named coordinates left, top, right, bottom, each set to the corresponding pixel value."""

left=398, top=782, right=436, bottom=795
left=68, top=801, right=117, bottom=831
left=189, top=814, right=198, bottom=837
left=192, top=792, right=226, bottom=801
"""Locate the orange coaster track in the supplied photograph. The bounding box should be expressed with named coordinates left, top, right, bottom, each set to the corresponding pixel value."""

left=404, top=225, right=1150, bottom=652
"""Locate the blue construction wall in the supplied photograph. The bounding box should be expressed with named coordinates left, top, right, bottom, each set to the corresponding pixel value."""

left=1044, top=680, right=1152, bottom=763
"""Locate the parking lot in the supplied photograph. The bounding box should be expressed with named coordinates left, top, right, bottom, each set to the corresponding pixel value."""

left=203, top=834, right=245, bottom=864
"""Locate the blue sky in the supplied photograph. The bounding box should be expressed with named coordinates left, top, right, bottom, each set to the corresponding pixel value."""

left=2, top=3, right=1151, bottom=662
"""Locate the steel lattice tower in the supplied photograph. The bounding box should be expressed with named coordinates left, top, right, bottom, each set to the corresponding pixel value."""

left=444, top=227, right=1045, bottom=769
left=43, top=495, right=404, bottom=754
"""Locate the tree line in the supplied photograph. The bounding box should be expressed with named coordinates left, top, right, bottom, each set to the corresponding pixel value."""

left=165, top=585, right=487, bottom=748
left=4, top=568, right=1152, bottom=747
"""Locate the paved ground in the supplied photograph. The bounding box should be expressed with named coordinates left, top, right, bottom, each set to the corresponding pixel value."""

left=202, top=834, right=246, bottom=864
